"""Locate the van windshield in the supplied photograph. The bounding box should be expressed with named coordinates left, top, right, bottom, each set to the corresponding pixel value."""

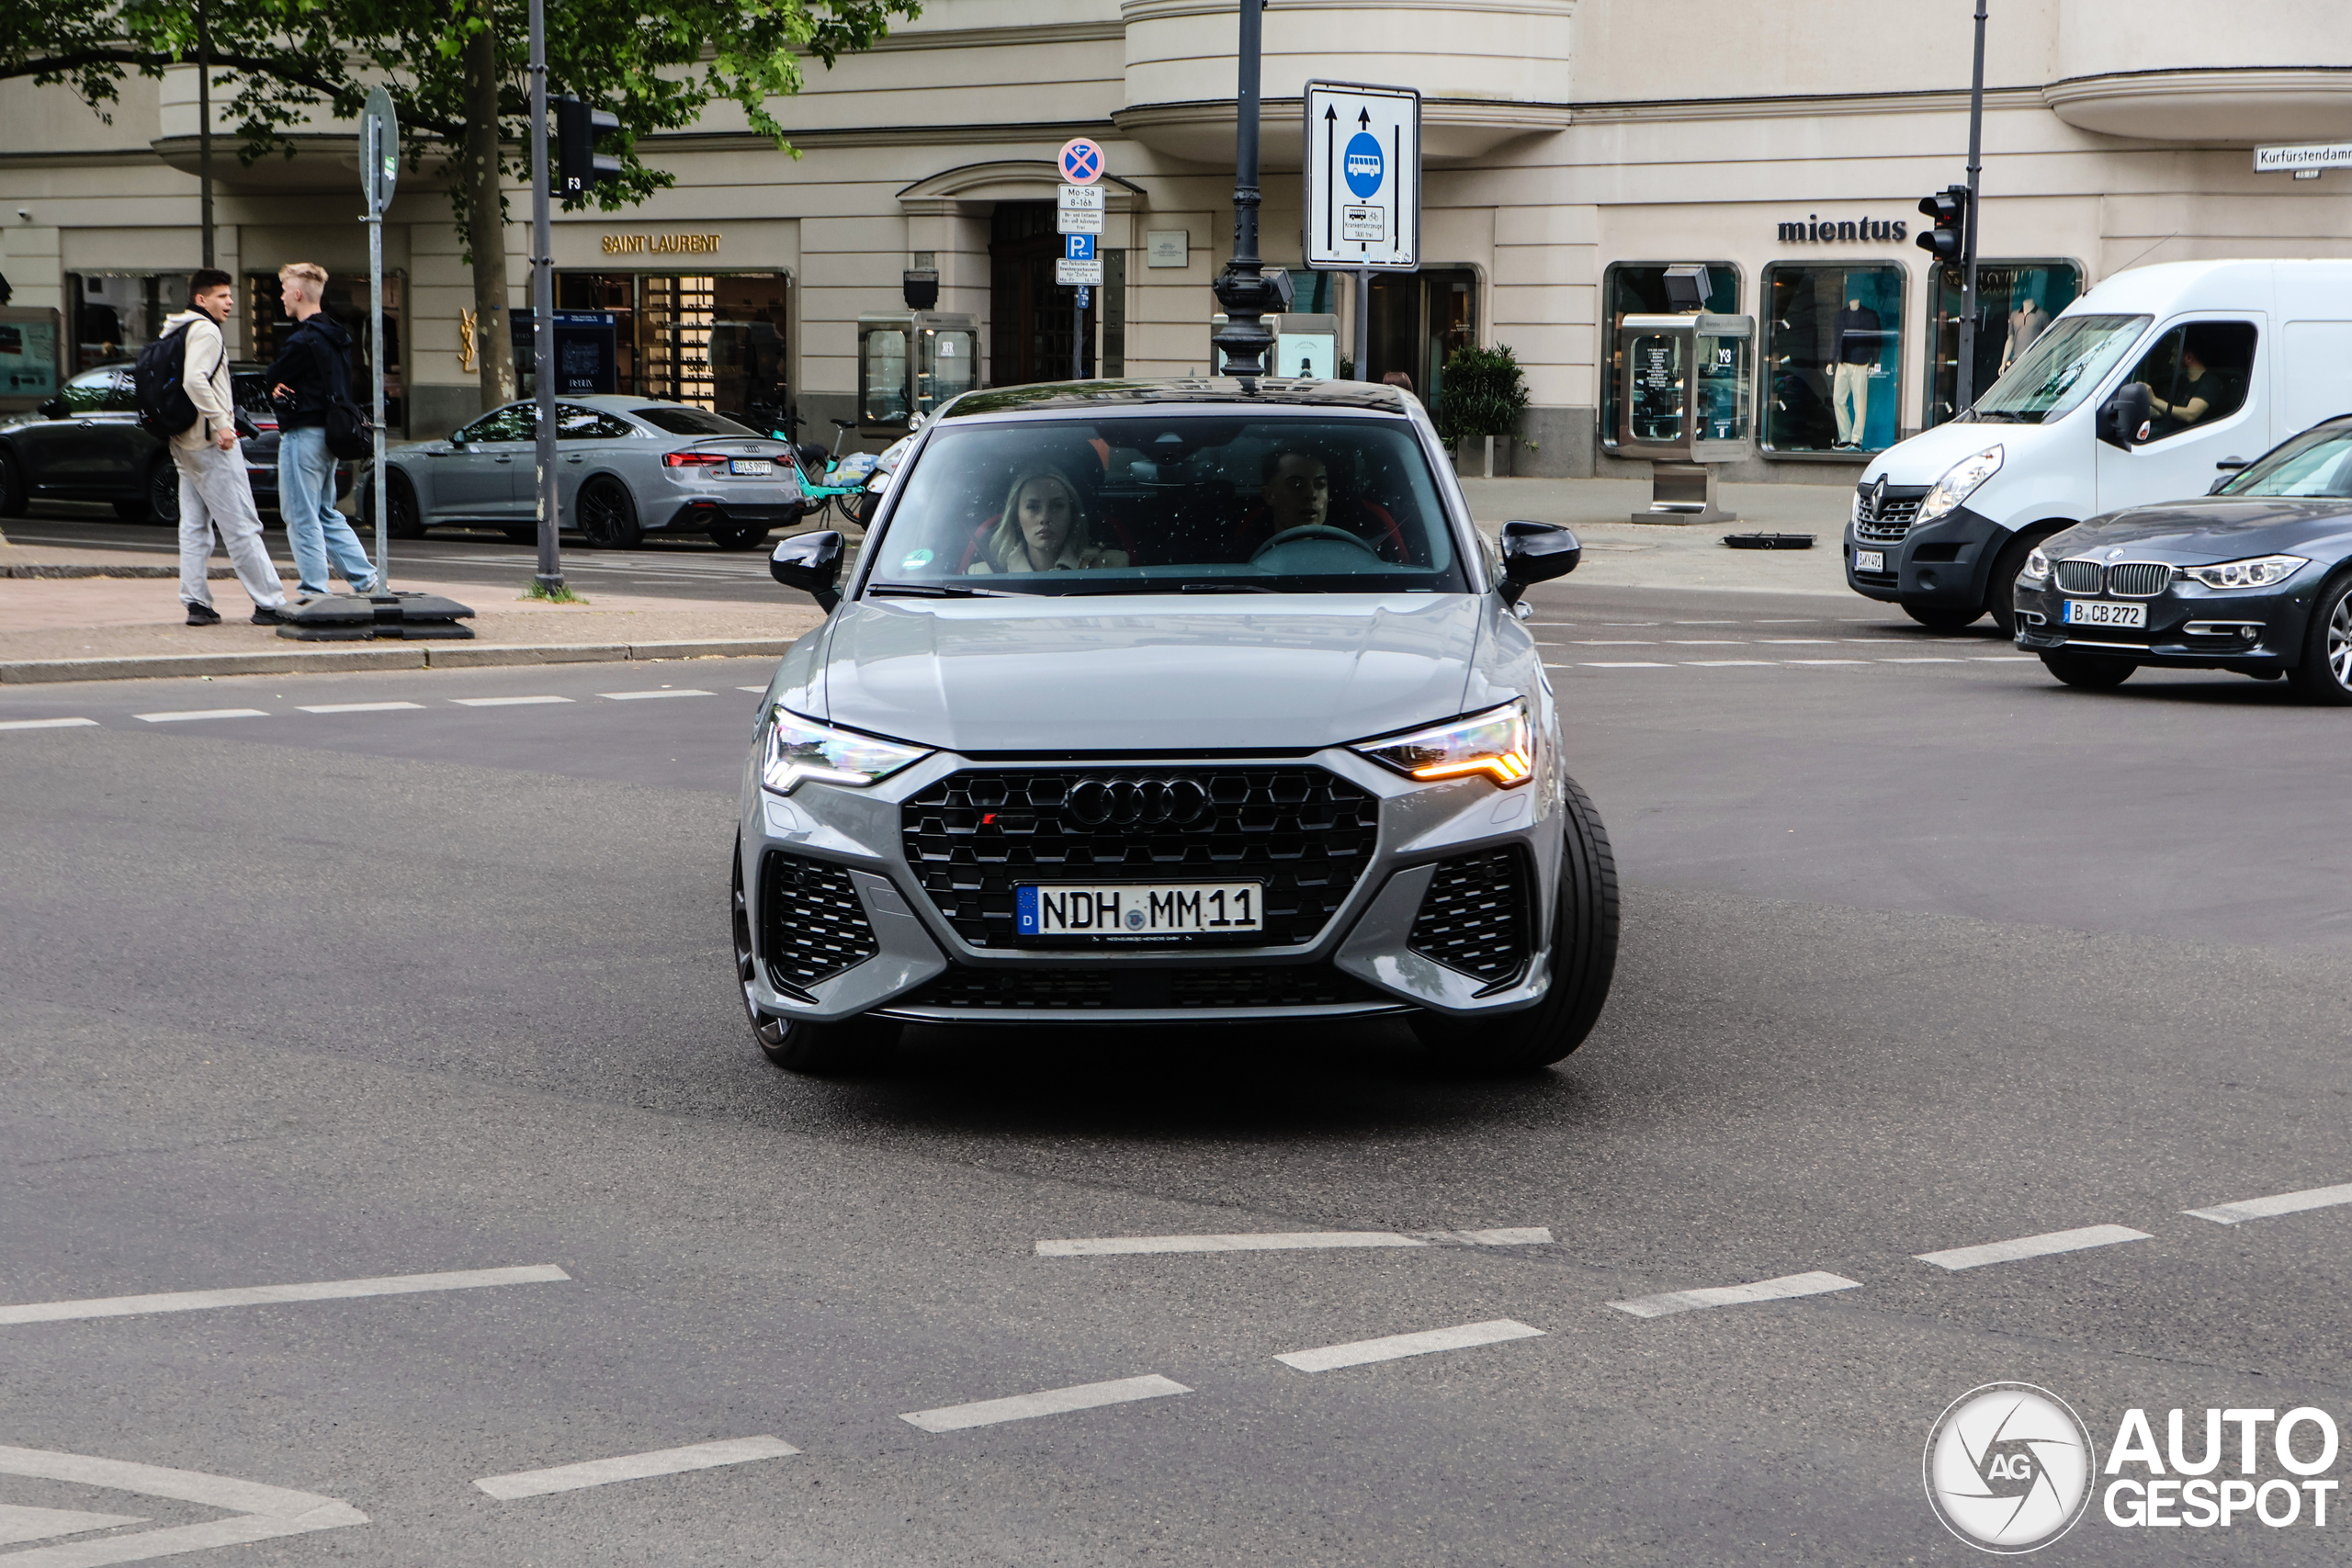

left=1963, top=314, right=2150, bottom=424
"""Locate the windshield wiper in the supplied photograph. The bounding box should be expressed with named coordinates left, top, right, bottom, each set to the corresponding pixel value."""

left=866, top=582, right=1012, bottom=598
left=1176, top=581, right=1280, bottom=594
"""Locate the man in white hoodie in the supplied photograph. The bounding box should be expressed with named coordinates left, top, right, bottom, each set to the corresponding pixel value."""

left=169, top=268, right=287, bottom=626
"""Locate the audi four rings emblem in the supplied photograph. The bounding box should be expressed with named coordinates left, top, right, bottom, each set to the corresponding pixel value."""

left=1066, top=777, right=1210, bottom=828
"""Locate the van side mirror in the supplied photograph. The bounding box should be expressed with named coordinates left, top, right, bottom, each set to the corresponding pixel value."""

left=1498, top=520, right=1580, bottom=605
left=37, top=398, right=65, bottom=419
left=2098, top=382, right=2153, bottom=450
left=770, top=529, right=844, bottom=611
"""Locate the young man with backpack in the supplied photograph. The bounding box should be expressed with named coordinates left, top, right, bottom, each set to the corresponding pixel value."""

left=266, top=263, right=379, bottom=600
left=152, top=269, right=287, bottom=626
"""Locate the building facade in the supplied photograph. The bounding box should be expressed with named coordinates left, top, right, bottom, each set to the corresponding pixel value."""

left=4, top=0, right=2347, bottom=479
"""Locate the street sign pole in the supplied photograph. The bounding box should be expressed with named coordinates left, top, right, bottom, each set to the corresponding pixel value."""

left=526, top=0, right=563, bottom=594
left=1209, top=0, right=1275, bottom=378
left=360, top=87, right=398, bottom=595
left=1354, top=267, right=1370, bottom=380
left=1056, top=153, right=1106, bottom=383
left=1956, top=0, right=1988, bottom=415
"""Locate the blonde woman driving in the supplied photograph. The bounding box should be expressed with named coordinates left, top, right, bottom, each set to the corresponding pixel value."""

left=970, top=468, right=1129, bottom=573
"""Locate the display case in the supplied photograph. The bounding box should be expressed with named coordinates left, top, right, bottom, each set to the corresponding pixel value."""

left=1614, top=311, right=1754, bottom=523
left=859, top=311, right=978, bottom=434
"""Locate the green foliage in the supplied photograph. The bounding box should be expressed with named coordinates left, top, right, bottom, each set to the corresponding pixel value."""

left=521, top=576, right=584, bottom=604
left=1434, top=343, right=1531, bottom=446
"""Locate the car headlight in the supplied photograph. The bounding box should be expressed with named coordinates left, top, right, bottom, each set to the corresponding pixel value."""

left=762, top=707, right=931, bottom=795
left=1351, top=699, right=1533, bottom=788
left=2178, top=554, right=2308, bottom=591
left=2018, top=546, right=2052, bottom=584
left=1916, top=444, right=2005, bottom=525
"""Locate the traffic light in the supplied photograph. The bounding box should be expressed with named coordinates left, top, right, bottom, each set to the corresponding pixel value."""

left=1916, top=185, right=1970, bottom=265
left=555, top=96, right=622, bottom=201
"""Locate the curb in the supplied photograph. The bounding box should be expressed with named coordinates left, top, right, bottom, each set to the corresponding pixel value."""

left=0, top=637, right=797, bottom=685
left=0, top=564, right=244, bottom=579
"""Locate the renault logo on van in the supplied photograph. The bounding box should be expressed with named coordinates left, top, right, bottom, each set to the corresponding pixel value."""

left=1067, top=777, right=1210, bottom=828
left=1871, top=475, right=1888, bottom=515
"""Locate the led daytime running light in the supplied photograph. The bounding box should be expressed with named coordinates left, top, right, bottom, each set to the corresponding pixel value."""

left=1351, top=701, right=1534, bottom=789
left=761, top=707, right=930, bottom=795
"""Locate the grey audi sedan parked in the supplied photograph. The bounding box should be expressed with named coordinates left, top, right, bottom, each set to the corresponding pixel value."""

left=733, top=378, right=1615, bottom=1073
left=361, top=394, right=803, bottom=549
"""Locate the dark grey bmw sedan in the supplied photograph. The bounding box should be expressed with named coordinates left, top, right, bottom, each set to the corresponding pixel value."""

left=2013, top=414, right=2352, bottom=702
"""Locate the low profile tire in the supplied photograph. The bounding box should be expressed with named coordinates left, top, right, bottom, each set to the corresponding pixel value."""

left=576, top=477, right=642, bottom=549
left=369, top=470, right=425, bottom=539
left=140, top=456, right=179, bottom=525
left=730, top=835, right=899, bottom=1074
left=1903, top=602, right=1982, bottom=632
left=0, top=446, right=23, bottom=518
left=710, top=520, right=773, bottom=551
left=1984, top=530, right=2056, bottom=638
left=2289, top=571, right=2352, bottom=707
left=2040, top=649, right=2136, bottom=690
left=1410, top=773, right=1620, bottom=1073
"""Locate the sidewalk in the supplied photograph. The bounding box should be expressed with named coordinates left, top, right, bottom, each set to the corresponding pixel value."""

left=1457, top=477, right=1854, bottom=597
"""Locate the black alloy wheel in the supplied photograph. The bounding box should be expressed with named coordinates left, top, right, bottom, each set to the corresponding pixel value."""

left=0, top=446, right=22, bottom=518
left=710, top=519, right=773, bottom=551
left=730, top=834, right=899, bottom=1074
left=141, top=457, right=180, bottom=525
left=368, top=470, right=426, bottom=539
left=2289, top=570, right=2352, bottom=706
left=2039, top=649, right=2136, bottom=690
left=576, top=477, right=642, bottom=549
left=1903, top=602, right=1981, bottom=632
left=1410, top=773, right=1620, bottom=1073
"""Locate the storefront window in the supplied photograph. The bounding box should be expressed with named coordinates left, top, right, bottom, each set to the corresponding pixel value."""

left=1601, top=262, right=1736, bottom=451
left=553, top=271, right=790, bottom=427
left=64, top=273, right=187, bottom=371
left=1366, top=268, right=1477, bottom=423
left=1762, top=263, right=1904, bottom=455
left=1926, top=261, right=2081, bottom=426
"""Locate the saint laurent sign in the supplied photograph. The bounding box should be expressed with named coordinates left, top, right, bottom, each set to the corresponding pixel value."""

left=1777, top=215, right=1907, bottom=243
left=600, top=232, right=721, bottom=255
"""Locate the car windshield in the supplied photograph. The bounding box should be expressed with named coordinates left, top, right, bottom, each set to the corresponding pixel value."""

left=2220, top=424, right=2352, bottom=498
left=1964, top=313, right=2151, bottom=423
left=632, top=405, right=755, bottom=437
left=865, top=415, right=1467, bottom=595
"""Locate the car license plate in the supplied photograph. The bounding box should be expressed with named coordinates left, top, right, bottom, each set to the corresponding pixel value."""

left=729, top=457, right=772, bottom=476
left=1017, top=882, right=1262, bottom=936
left=2063, top=599, right=2147, bottom=628
left=1855, top=548, right=1884, bottom=572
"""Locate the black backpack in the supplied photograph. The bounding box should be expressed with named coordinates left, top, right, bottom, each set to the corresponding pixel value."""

left=321, top=334, right=375, bottom=460
left=134, top=322, right=220, bottom=440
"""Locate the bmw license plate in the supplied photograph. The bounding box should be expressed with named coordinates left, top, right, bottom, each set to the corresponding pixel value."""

left=1017, top=883, right=1262, bottom=937
left=729, top=457, right=772, bottom=476
left=2063, top=600, right=2147, bottom=628
left=1855, top=549, right=1884, bottom=572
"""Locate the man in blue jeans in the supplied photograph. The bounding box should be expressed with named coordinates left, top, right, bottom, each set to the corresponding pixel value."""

left=267, top=263, right=379, bottom=599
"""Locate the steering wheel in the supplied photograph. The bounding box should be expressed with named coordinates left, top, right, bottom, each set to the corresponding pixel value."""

left=1250, top=524, right=1383, bottom=562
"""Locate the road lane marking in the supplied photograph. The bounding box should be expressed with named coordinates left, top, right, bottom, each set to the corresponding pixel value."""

left=0, top=1445, right=367, bottom=1562
left=1783, top=660, right=1871, bottom=666
left=1876, top=658, right=1966, bottom=663
left=900, top=1374, right=1190, bottom=1433
left=1580, top=661, right=1673, bottom=669
left=1974, top=656, right=2034, bottom=662
left=297, top=702, right=424, bottom=714
left=2185, top=1181, right=2352, bottom=1225
left=598, top=689, right=713, bottom=701
left=449, top=695, right=572, bottom=706
left=1035, top=1226, right=1551, bottom=1257
left=736, top=685, right=767, bottom=693
left=1681, top=660, right=1776, bottom=667
left=1609, top=1270, right=1861, bottom=1319
left=133, top=708, right=267, bottom=723
left=474, top=1437, right=797, bottom=1500
left=0, top=1263, right=570, bottom=1325
left=1757, top=638, right=1835, bottom=644
left=1274, top=1318, right=1544, bottom=1372
left=1914, top=1224, right=2150, bottom=1271
left=1663, top=639, right=1744, bottom=645
left=0, top=1505, right=148, bottom=1547
left=1564, top=640, right=1657, bottom=645
left=0, top=717, right=98, bottom=731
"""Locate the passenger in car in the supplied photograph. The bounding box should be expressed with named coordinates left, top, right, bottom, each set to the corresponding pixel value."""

left=1231, top=445, right=1408, bottom=561
left=968, top=468, right=1131, bottom=573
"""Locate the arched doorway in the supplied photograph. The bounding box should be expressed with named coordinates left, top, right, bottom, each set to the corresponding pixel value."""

left=989, top=202, right=1094, bottom=386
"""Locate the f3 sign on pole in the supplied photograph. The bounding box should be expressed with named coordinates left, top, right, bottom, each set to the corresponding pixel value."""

left=1302, top=81, right=1420, bottom=382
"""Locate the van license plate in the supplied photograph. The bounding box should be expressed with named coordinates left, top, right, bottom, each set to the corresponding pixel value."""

left=729, top=457, right=772, bottom=476
left=1855, top=549, right=1884, bottom=572
left=2064, top=600, right=2147, bottom=628
left=1017, top=883, right=1262, bottom=936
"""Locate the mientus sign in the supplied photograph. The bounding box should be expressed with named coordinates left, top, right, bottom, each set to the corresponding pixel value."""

left=1778, top=213, right=1909, bottom=243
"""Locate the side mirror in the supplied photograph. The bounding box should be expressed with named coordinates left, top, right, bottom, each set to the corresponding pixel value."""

left=770, top=529, right=844, bottom=611
left=2098, top=382, right=2153, bottom=450
left=448, top=428, right=469, bottom=446
left=37, top=398, right=65, bottom=419
left=1498, top=520, right=1580, bottom=605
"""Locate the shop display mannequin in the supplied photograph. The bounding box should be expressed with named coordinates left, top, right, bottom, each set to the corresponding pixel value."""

left=1831, top=297, right=1879, bottom=449
left=2000, top=288, right=2052, bottom=374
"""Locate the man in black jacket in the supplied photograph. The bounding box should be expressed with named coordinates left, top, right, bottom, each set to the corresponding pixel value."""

left=268, top=263, right=379, bottom=599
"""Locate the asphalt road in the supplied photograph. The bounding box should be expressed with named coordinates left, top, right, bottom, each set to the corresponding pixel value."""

left=5, top=577, right=2351, bottom=1565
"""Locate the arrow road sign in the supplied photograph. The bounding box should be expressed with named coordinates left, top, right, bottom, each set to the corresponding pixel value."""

left=1303, top=81, right=1419, bottom=271
left=1065, top=233, right=1096, bottom=261
left=1058, top=137, right=1104, bottom=186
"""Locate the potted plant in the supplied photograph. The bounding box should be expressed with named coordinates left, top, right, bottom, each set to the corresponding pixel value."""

left=1435, top=344, right=1531, bottom=477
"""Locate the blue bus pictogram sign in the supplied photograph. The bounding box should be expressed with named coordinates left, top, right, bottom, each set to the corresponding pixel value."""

left=1343, top=133, right=1385, bottom=198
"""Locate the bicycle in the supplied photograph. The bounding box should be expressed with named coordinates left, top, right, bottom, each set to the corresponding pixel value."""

left=774, top=415, right=880, bottom=528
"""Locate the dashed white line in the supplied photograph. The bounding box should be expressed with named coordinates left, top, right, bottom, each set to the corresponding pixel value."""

left=2186, top=1181, right=2352, bottom=1225
left=0, top=1263, right=571, bottom=1325
left=1757, top=639, right=1836, bottom=644
left=598, top=689, right=713, bottom=701
left=475, top=1437, right=797, bottom=1500
left=1974, top=656, right=2035, bottom=662
left=1581, top=661, right=1673, bottom=669
left=450, top=694, right=573, bottom=706
left=1274, top=1318, right=1544, bottom=1372
left=1663, top=639, right=1744, bottom=645
left=900, top=1374, right=1190, bottom=1433
left=1783, top=659, right=1871, bottom=666
left=134, top=708, right=268, bottom=723
left=0, top=716, right=98, bottom=730
left=1876, top=658, right=1966, bottom=664
left=1914, top=1224, right=2151, bottom=1271
left=1609, top=1270, right=1862, bottom=1319
left=1565, top=640, right=1657, bottom=646
left=297, top=701, right=424, bottom=714
left=1682, top=660, right=1776, bottom=667
left=1035, top=1226, right=1551, bottom=1257
left=736, top=685, right=768, bottom=693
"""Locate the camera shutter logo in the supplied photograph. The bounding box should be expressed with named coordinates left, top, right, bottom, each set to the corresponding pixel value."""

left=1924, top=1383, right=2096, bottom=1553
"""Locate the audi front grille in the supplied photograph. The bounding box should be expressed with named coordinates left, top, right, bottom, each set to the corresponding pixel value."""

left=899, top=766, right=1380, bottom=949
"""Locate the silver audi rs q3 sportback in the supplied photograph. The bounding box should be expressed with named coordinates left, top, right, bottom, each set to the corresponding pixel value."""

left=733, top=378, right=1615, bottom=1073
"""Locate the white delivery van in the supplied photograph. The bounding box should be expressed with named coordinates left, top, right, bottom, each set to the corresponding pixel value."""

left=1846, top=259, right=2352, bottom=632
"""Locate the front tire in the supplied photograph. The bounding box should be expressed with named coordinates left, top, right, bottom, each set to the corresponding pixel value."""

left=1410, top=774, right=1619, bottom=1073
left=2289, top=571, right=2352, bottom=706
left=1904, top=602, right=1981, bottom=632
left=366, top=469, right=426, bottom=538
left=141, top=456, right=180, bottom=525
left=2039, top=649, right=2136, bottom=690
left=1985, top=530, right=2057, bottom=638
left=731, top=836, right=898, bottom=1074
left=577, top=477, right=642, bottom=549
